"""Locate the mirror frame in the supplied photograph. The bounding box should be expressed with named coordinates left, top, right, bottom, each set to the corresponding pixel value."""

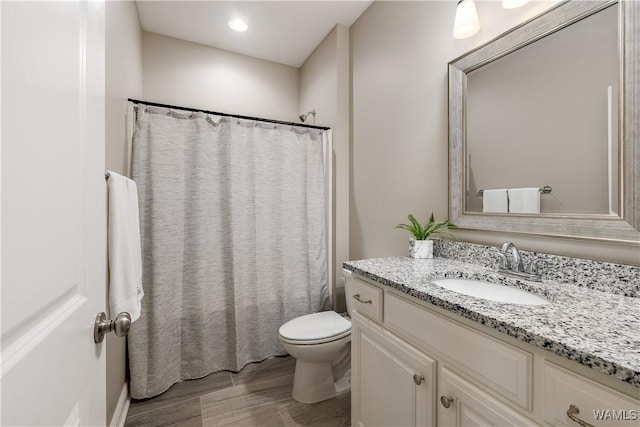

left=449, top=0, right=639, bottom=244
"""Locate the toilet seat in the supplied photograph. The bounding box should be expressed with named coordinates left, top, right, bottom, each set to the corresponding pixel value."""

left=279, top=311, right=351, bottom=345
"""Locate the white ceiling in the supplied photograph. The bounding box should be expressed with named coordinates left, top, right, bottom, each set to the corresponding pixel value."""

left=136, top=1, right=373, bottom=68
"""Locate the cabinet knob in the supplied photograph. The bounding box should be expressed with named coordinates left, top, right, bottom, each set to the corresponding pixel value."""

left=566, top=404, right=594, bottom=427
left=413, top=374, right=424, bottom=385
left=440, top=395, right=454, bottom=409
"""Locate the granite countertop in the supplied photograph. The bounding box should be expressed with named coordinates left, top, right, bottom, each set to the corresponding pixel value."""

left=343, top=256, right=640, bottom=388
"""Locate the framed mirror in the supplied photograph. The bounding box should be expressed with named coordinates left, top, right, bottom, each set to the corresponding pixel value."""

left=449, top=0, right=639, bottom=243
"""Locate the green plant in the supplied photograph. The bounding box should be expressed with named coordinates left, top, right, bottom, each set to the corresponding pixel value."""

left=395, top=213, right=456, bottom=240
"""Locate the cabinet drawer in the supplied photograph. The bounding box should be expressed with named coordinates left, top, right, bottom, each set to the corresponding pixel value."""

left=385, top=293, right=532, bottom=409
left=543, top=362, right=640, bottom=426
left=351, top=277, right=383, bottom=323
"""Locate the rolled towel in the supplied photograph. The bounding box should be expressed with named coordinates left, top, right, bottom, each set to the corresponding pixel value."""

left=483, top=189, right=508, bottom=213
left=508, top=187, right=540, bottom=214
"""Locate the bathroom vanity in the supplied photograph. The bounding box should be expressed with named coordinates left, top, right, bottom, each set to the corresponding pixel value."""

left=344, top=250, right=640, bottom=427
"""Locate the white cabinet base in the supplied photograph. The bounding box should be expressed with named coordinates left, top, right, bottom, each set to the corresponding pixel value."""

left=348, top=274, right=640, bottom=427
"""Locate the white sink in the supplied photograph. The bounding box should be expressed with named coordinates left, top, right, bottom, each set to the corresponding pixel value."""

left=432, top=278, right=549, bottom=305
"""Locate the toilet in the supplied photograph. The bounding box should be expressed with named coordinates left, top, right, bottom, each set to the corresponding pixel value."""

left=278, top=269, right=355, bottom=404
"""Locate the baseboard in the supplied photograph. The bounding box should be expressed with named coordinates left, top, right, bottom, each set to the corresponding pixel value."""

left=109, top=383, right=130, bottom=427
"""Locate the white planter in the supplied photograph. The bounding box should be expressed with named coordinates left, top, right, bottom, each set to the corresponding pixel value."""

left=409, top=239, right=433, bottom=259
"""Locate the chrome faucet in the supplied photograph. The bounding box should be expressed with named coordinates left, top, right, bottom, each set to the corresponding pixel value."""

left=500, top=241, right=524, bottom=273
left=496, top=241, right=544, bottom=281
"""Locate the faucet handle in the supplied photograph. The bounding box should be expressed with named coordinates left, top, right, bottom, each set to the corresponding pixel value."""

left=500, top=241, right=513, bottom=254
left=496, top=252, right=509, bottom=269
left=529, top=258, right=548, bottom=275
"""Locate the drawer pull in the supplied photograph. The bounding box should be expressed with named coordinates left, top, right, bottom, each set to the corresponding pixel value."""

left=413, top=374, right=424, bottom=385
left=440, top=395, right=454, bottom=408
left=567, top=404, right=594, bottom=427
left=353, top=294, right=372, bottom=304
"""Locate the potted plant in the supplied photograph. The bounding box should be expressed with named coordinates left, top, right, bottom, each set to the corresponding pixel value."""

left=396, top=213, right=456, bottom=258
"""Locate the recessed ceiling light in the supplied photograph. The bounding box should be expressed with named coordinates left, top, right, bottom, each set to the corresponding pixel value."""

left=228, top=18, right=248, bottom=32
left=502, top=0, right=530, bottom=9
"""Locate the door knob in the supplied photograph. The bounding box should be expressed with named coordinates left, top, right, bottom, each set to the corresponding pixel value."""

left=94, top=312, right=131, bottom=343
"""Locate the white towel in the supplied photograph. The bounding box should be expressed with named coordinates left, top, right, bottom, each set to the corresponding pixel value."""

left=482, top=189, right=508, bottom=213
left=508, top=187, right=540, bottom=214
left=107, top=171, right=144, bottom=322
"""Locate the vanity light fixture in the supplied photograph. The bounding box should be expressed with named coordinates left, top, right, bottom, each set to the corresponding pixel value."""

left=228, top=18, right=248, bottom=32
left=502, top=0, right=530, bottom=9
left=453, top=0, right=480, bottom=39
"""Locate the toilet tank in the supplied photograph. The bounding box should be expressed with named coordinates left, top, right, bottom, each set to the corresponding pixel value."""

left=342, top=268, right=355, bottom=316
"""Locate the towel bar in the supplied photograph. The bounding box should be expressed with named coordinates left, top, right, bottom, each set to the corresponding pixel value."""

left=477, top=186, right=551, bottom=196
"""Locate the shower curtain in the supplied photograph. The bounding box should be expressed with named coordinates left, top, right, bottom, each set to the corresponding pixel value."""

left=128, top=106, right=330, bottom=399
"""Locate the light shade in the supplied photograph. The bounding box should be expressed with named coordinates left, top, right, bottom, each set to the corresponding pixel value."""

left=453, top=0, right=480, bottom=39
left=502, top=0, right=530, bottom=9
left=228, top=18, right=248, bottom=32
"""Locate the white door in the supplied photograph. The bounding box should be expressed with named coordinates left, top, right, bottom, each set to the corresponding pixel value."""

left=352, top=312, right=436, bottom=427
left=1, top=1, right=107, bottom=426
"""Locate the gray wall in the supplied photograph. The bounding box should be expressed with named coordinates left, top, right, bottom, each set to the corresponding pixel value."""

left=299, top=25, right=350, bottom=311
left=142, top=32, right=299, bottom=121
left=350, top=0, right=638, bottom=265
left=105, top=1, right=143, bottom=424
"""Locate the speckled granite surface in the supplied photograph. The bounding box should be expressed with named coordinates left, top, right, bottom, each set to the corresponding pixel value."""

left=432, top=239, right=640, bottom=297
left=343, top=256, right=640, bottom=388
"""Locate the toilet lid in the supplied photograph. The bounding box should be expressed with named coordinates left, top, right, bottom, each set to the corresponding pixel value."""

left=279, top=311, right=351, bottom=342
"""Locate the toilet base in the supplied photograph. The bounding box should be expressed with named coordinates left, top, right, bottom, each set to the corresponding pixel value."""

left=334, top=374, right=351, bottom=395
left=291, top=360, right=350, bottom=404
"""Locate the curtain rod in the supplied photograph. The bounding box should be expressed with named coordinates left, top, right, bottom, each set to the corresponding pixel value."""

left=128, top=98, right=331, bottom=131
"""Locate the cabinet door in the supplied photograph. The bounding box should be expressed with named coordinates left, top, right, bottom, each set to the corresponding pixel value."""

left=438, top=367, right=537, bottom=427
left=352, top=312, right=436, bottom=427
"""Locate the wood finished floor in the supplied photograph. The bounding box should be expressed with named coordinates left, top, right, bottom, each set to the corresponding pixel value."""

left=124, top=356, right=351, bottom=427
